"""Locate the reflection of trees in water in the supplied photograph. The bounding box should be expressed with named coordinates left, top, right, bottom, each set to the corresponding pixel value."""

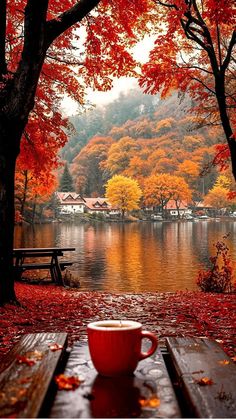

left=14, top=224, right=57, bottom=248
left=84, top=257, right=106, bottom=282
left=13, top=221, right=236, bottom=292
left=192, top=221, right=236, bottom=269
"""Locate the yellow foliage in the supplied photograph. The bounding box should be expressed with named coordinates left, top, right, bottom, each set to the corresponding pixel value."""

left=105, top=175, right=142, bottom=216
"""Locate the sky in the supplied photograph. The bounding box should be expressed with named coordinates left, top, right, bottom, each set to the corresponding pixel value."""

left=61, top=36, right=155, bottom=116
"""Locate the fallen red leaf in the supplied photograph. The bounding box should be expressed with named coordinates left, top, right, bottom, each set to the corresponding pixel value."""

left=16, top=355, right=36, bottom=366
left=49, top=343, right=63, bottom=351
left=218, top=359, right=230, bottom=365
left=55, top=374, right=82, bottom=390
left=139, top=395, right=160, bottom=408
left=196, top=377, right=213, bottom=386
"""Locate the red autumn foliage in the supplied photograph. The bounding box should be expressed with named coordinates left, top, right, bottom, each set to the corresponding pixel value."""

left=197, top=235, right=235, bottom=293
left=16, top=355, right=36, bottom=366
left=55, top=374, right=82, bottom=390
left=0, top=283, right=235, bottom=363
left=196, top=377, right=214, bottom=386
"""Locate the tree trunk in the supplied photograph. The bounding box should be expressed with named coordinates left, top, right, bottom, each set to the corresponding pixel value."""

left=0, top=119, right=22, bottom=305
left=20, top=170, right=29, bottom=219
left=215, top=74, right=236, bottom=181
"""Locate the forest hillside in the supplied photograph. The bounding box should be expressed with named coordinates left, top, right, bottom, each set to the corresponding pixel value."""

left=61, top=90, right=225, bottom=199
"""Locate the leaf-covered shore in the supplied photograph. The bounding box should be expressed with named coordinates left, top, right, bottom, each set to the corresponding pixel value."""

left=0, top=283, right=235, bottom=361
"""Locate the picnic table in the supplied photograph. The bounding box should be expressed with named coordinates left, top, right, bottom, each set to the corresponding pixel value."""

left=13, top=247, right=75, bottom=285
left=0, top=333, right=235, bottom=418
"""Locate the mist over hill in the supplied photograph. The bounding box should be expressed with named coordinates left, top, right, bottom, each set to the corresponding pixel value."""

left=60, top=89, right=224, bottom=197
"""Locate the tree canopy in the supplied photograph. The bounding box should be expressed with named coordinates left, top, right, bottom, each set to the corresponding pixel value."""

left=105, top=175, right=142, bottom=218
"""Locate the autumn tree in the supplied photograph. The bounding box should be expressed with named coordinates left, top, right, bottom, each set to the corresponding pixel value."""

left=105, top=175, right=142, bottom=219
left=0, top=0, right=154, bottom=304
left=59, top=163, right=74, bottom=192
left=171, top=177, right=192, bottom=218
left=105, top=137, right=139, bottom=176
left=205, top=174, right=236, bottom=211
left=140, top=0, right=236, bottom=179
left=205, top=186, right=230, bottom=212
left=71, top=136, right=113, bottom=195
left=144, top=173, right=177, bottom=215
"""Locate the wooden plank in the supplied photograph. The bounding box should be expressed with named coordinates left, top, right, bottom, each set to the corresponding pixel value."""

left=14, top=252, right=64, bottom=258
left=48, top=342, right=181, bottom=418
left=0, top=332, right=67, bottom=418
left=15, top=263, right=54, bottom=269
left=13, top=247, right=75, bottom=253
left=166, top=337, right=236, bottom=418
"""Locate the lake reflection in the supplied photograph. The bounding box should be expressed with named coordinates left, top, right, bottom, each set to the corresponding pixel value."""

left=14, top=220, right=236, bottom=292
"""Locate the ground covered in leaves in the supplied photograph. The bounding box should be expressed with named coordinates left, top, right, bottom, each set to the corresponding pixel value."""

left=0, top=283, right=235, bottom=361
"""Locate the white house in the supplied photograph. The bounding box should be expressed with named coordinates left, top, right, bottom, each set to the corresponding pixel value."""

left=84, top=198, right=112, bottom=214
left=56, top=192, right=115, bottom=215
left=166, top=200, right=192, bottom=218
left=56, top=192, right=86, bottom=214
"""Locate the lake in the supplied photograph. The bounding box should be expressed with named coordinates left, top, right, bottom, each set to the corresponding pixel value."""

left=14, top=220, right=236, bottom=293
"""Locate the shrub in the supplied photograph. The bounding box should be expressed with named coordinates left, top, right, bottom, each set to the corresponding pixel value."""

left=197, top=234, right=235, bottom=293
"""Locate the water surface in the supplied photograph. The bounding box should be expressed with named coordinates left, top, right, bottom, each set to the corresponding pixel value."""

left=14, top=220, right=236, bottom=292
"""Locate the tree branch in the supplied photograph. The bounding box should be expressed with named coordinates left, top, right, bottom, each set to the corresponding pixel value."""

left=45, top=0, right=100, bottom=47
left=222, top=30, right=236, bottom=72
left=155, top=0, right=177, bottom=9
left=191, top=76, right=216, bottom=95
left=45, top=53, right=83, bottom=66
left=0, top=0, right=7, bottom=77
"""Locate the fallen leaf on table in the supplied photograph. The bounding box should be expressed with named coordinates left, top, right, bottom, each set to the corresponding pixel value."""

left=26, top=350, right=44, bottom=360
left=55, top=374, right=82, bottom=390
left=16, top=355, right=36, bottom=366
left=196, top=377, right=213, bottom=386
left=48, top=343, right=63, bottom=351
left=218, top=359, right=230, bottom=365
left=139, top=395, right=160, bottom=408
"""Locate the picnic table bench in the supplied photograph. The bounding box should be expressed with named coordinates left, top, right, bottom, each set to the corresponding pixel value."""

left=13, top=247, right=75, bottom=285
left=0, top=333, right=235, bottom=418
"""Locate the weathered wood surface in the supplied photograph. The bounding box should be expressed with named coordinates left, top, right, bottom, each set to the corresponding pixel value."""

left=13, top=247, right=76, bottom=253
left=166, top=337, right=236, bottom=418
left=49, top=342, right=181, bottom=418
left=14, top=261, right=73, bottom=270
left=0, top=332, right=68, bottom=418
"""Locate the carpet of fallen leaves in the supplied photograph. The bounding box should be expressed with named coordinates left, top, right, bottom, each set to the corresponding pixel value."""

left=0, top=283, right=235, bottom=361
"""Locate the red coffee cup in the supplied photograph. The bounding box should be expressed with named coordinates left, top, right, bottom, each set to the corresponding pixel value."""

left=87, top=320, right=158, bottom=376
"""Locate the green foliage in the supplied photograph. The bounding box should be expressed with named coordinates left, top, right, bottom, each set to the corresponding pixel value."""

left=59, top=163, right=74, bottom=192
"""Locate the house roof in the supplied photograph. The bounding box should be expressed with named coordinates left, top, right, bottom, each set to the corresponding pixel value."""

left=56, top=192, right=86, bottom=204
left=84, top=198, right=112, bottom=211
left=56, top=192, right=115, bottom=211
left=166, top=200, right=190, bottom=210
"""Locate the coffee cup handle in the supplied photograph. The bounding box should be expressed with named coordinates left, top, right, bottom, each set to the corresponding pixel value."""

left=139, top=331, right=158, bottom=360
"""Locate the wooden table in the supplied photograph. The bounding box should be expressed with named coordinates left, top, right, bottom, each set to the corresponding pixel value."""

left=47, top=342, right=181, bottom=418
left=13, top=247, right=75, bottom=284
left=0, top=334, right=235, bottom=418
left=48, top=339, right=236, bottom=418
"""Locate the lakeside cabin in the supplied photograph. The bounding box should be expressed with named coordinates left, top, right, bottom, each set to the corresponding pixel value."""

left=55, top=192, right=118, bottom=216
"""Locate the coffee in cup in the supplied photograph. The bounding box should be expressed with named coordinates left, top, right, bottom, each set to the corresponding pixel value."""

left=87, top=320, right=158, bottom=376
